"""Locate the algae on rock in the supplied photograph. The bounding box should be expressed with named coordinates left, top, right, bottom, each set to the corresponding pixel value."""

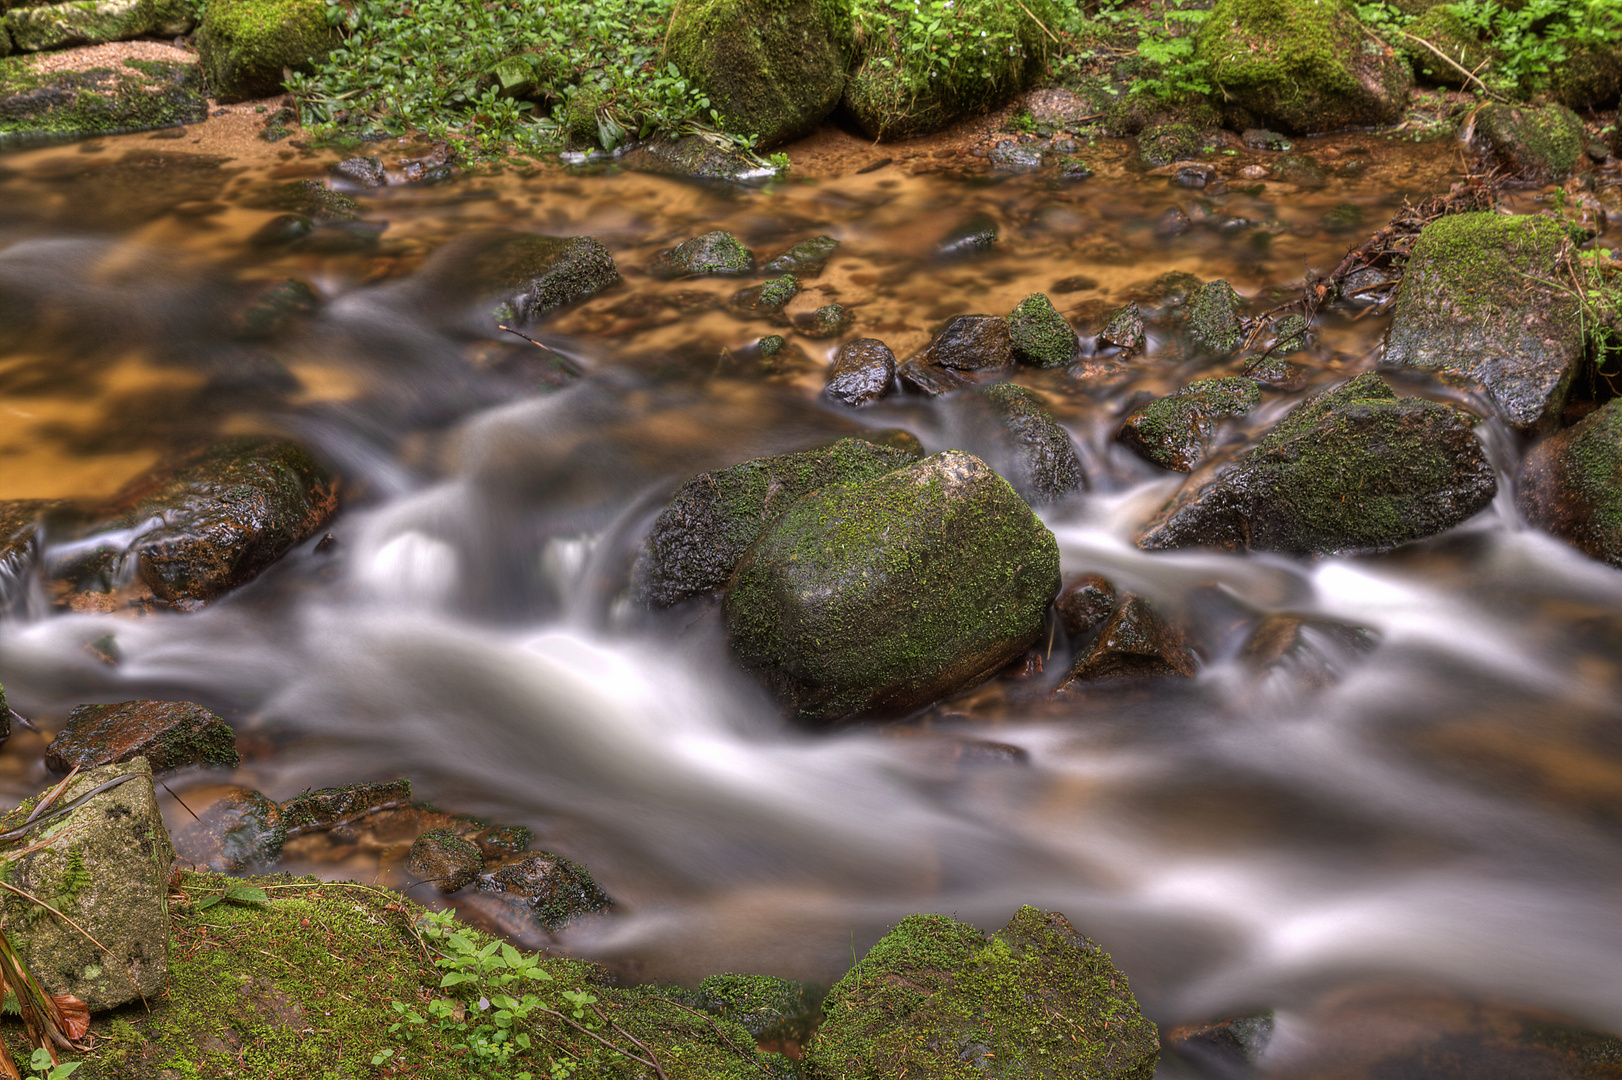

left=195, top=0, right=335, bottom=103
left=0, top=51, right=206, bottom=145
left=1518, top=397, right=1622, bottom=570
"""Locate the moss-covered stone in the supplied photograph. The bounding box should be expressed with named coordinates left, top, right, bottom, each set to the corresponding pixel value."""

left=195, top=0, right=335, bottom=103
left=729, top=273, right=799, bottom=318
left=1184, top=279, right=1244, bottom=354
left=1517, top=397, right=1622, bottom=570
left=1117, top=376, right=1262, bottom=472
left=1399, top=4, right=1489, bottom=88
left=0, top=758, right=173, bottom=1011
left=651, top=230, right=755, bottom=279
left=793, top=302, right=853, bottom=338
left=695, top=973, right=814, bottom=1037
left=1137, top=372, right=1497, bottom=555
left=725, top=450, right=1060, bottom=724
left=807, top=906, right=1159, bottom=1079
left=1194, top=0, right=1412, bottom=133
left=633, top=436, right=921, bottom=607
left=47, top=699, right=240, bottom=775
left=1059, top=593, right=1197, bottom=686
left=0, top=52, right=205, bottom=145
left=411, top=229, right=622, bottom=328
left=763, top=234, right=839, bottom=275
left=1138, top=120, right=1203, bottom=167
left=1007, top=292, right=1079, bottom=368
left=1538, top=39, right=1622, bottom=111
left=1383, top=211, right=1583, bottom=433
left=665, top=0, right=849, bottom=147
left=6, top=0, right=199, bottom=51
left=477, top=851, right=613, bottom=932
left=970, top=383, right=1087, bottom=504
left=619, top=133, right=783, bottom=184
left=1469, top=102, right=1586, bottom=184
left=1099, top=301, right=1146, bottom=352
left=843, top=0, right=1056, bottom=139
left=280, top=779, right=413, bottom=833
left=406, top=829, right=484, bottom=893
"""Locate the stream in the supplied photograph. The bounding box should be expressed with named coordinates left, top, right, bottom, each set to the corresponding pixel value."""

left=3, top=124, right=1622, bottom=1075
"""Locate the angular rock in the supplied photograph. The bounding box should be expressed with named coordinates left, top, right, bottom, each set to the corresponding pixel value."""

left=329, top=155, right=386, bottom=187
left=1383, top=212, right=1582, bottom=433
left=280, top=779, right=413, bottom=834
left=1056, top=573, right=1117, bottom=639
left=650, top=230, right=754, bottom=279
left=632, top=436, right=922, bottom=608
left=411, top=230, right=621, bottom=328
left=47, top=699, right=239, bottom=776
left=937, top=212, right=998, bottom=258
left=1060, top=593, right=1196, bottom=686
left=1517, top=397, right=1622, bottom=569
left=0, top=45, right=206, bottom=146
left=1164, top=1012, right=1274, bottom=1074
left=1240, top=614, right=1377, bottom=690
left=1099, top=301, right=1146, bottom=353
left=1137, top=373, right=1497, bottom=555
left=1184, top=279, right=1244, bottom=354
left=918, top=314, right=1014, bottom=371
left=1138, top=121, right=1203, bottom=167
left=619, top=134, right=781, bottom=185
left=664, top=0, right=848, bottom=147
left=968, top=383, right=1087, bottom=504
left=1194, top=0, right=1412, bottom=133
left=763, top=234, right=838, bottom=276
left=0, top=758, right=174, bottom=1010
left=407, top=829, right=484, bottom=893
left=728, top=274, right=798, bottom=318
left=1007, top=293, right=1079, bottom=368
left=1117, top=376, right=1262, bottom=472
left=6, top=0, right=199, bottom=52
left=195, top=0, right=335, bottom=104
left=807, top=906, right=1159, bottom=1079
left=793, top=303, right=852, bottom=338
left=172, top=787, right=286, bottom=873
left=898, top=357, right=971, bottom=396
left=825, top=338, right=896, bottom=406
left=1469, top=103, right=1586, bottom=184
left=725, top=450, right=1060, bottom=724
left=476, top=852, right=613, bottom=932
left=0, top=498, right=59, bottom=598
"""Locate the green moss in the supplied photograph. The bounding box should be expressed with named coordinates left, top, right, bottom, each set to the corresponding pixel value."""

left=1471, top=103, right=1585, bottom=183
left=1557, top=400, right=1622, bottom=536
left=1138, top=121, right=1203, bottom=167
left=1119, top=378, right=1266, bottom=473
left=730, top=274, right=800, bottom=317
left=1007, top=293, right=1079, bottom=367
left=4, top=0, right=195, bottom=52
left=1185, top=279, right=1243, bottom=353
left=195, top=0, right=335, bottom=104
left=0, top=55, right=206, bottom=145
left=650, top=230, right=755, bottom=279
left=280, top=779, right=413, bottom=833
left=1400, top=5, right=1489, bottom=87
left=693, top=973, right=814, bottom=1038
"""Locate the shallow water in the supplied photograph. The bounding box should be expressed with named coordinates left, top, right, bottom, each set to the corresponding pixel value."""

left=3, top=127, right=1622, bottom=1073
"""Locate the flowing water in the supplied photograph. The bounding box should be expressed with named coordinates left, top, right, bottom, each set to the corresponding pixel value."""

left=3, top=125, right=1622, bottom=1074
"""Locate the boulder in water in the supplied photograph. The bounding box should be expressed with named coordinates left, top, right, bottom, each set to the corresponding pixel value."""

left=917, top=314, right=1014, bottom=371
left=619, top=134, right=782, bottom=185
left=1059, top=593, right=1197, bottom=687
left=825, top=338, right=896, bottom=406
left=0, top=45, right=206, bottom=145
left=6, top=0, right=199, bottom=52
left=475, top=852, right=613, bottom=933
left=725, top=450, right=1059, bottom=724
left=172, top=786, right=287, bottom=873
left=1517, top=397, right=1622, bottom=570
left=1468, top=103, right=1586, bottom=184
left=47, top=699, right=240, bottom=775
left=1055, top=573, right=1117, bottom=639
left=763, top=234, right=839, bottom=276
left=195, top=0, right=335, bottom=103
left=413, top=229, right=622, bottom=328
left=650, top=230, right=755, bottom=279
left=1007, top=292, right=1079, bottom=368
left=962, top=383, right=1087, bottom=505
left=1183, top=279, right=1244, bottom=354
left=728, top=274, right=799, bottom=319
left=1117, top=376, right=1262, bottom=472
left=407, top=829, right=485, bottom=893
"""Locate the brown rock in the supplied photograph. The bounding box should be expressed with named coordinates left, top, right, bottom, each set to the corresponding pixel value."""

left=1060, top=593, right=1196, bottom=687
left=46, top=699, right=240, bottom=775
left=1055, top=574, right=1117, bottom=639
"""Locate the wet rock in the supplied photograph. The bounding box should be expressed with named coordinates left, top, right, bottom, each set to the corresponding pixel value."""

left=1194, top=0, right=1411, bottom=133
left=806, top=906, right=1159, bottom=1079
left=619, top=134, right=781, bottom=185
left=476, top=852, right=614, bottom=932
left=50, top=437, right=338, bottom=608
left=898, top=357, right=971, bottom=396
left=1469, top=103, right=1586, bottom=184
left=280, top=779, right=413, bottom=834
left=966, top=383, right=1087, bottom=505
left=825, top=338, right=896, bottom=406
left=407, top=829, right=485, bottom=893
left=1060, top=593, right=1197, bottom=687
left=1517, top=397, right=1622, bottom=570
left=1137, top=373, right=1497, bottom=556
left=1242, top=128, right=1291, bottom=151
left=1156, top=206, right=1192, bottom=238
left=1131, top=269, right=1204, bottom=309
left=725, top=450, right=1060, bottom=724
left=793, top=303, right=852, bottom=338
left=472, top=824, right=534, bottom=859
left=918, top=314, right=1014, bottom=371
left=1171, top=162, right=1217, bottom=188
left=1273, top=153, right=1328, bottom=188
left=46, top=699, right=239, bottom=776
left=0, top=46, right=206, bottom=146
left=695, top=973, right=813, bottom=1038
left=1099, top=301, right=1146, bottom=353
left=268, top=178, right=357, bottom=222
left=763, top=234, right=838, bottom=276
left=1240, top=614, right=1378, bottom=690
left=937, top=212, right=998, bottom=258
left=0, top=498, right=58, bottom=598
left=196, top=0, right=335, bottom=103
left=632, top=436, right=922, bottom=608
left=229, top=277, right=319, bottom=340
left=1164, top=1012, right=1274, bottom=1074
left=1184, top=280, right=1244, bottom=354
left=1243, top=351, right=1309, bottom=391
left=6, top=0, right=198, bottom=51
left=1007, top=292, right=1079, bottom=368
left=0, top=758, right=173, bottom=1010
left=329, top=155, right=385, bottom=187
left=249, top=212, right=315, bottom=247
left=1118, top=376, right=1262, bottom=472
left=1056, top=573, right=1117, bottom=639
left=1055, top=154, right=1094, bottom=181
left=989, top=144, right=1044, bottom=171
left=411, top=229, right=621, bottom=329
left=173, top=787, right=286, bottom=873
left=651, top=230, right=755, bottom=279
left=1383, top=212, right=1582, bottom=433
left=728, top=274, right=799, bottom=318
left=1139, top=122, right=1203, bottom=167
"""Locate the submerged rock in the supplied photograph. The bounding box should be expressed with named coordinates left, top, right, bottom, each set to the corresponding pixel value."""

left=1117, top=376, right=1262, bottom=472
left=0, top=758, right=174, bottom=1010
left=1099, top=301, right=1146, bottom=353
left=1383, top=212, right=1582, bottom=433
left=1183, top=279, right=1244, bottom=354
left=807, top=905, right=1159, bottom=1079
left=763, top=234, right=839, bottom=276
left=725, top=450, right=1059, bottom=724
left=619, top=134, right=781, bottom=184
left=898, top=357, right=972, bottom=396
left=937, top=212, right=999, bottom=258
left=476, top=852, right=613, bottom=932
left=793, top=302, right=853, bottom=338
left=1240, top=614, right=1377, bottom=690
left=1007, top=292, right=1079, bottom=368
left=172, top=787, right=286, bottom=873
left=195, top=0, right=335, bottom=103
left=918, top=314, right=1014, bottom=371
left=1059, top=593, right=1197, bottom=687
left=47, top=699, right=239, bottom=776
left=412, top=229, right=622, bottom=328
left=407, top=829, right=484, bottom=893
left=728, top=274, right=798, bottom=318
left=0, top=45, right=206, bottom=145
left=632, top=436, right=922, bottom=608
left=1469, top=103, right=1586, bottom=184
left=650, top=230, right=755, bottom=279
left=1056, top=573, right=1117, bottom=639
left=825, top=338, right=896, bottom=406
left=1138, top=121, right=1203, bottom=168
left=1137, top=373, right=1497, bottom=555
left=965, top=383, right=1087, bottom=505
left=1517, top=398, right=1622, bottom=569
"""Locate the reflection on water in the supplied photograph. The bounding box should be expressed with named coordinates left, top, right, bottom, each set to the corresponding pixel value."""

left=3, top=129, right=1622, bottom=1068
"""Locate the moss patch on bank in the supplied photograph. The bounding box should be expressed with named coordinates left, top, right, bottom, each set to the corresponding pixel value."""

left=0, top=54, right=206, bottom=146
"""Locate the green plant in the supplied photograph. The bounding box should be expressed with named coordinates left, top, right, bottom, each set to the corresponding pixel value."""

left=194, top=881, right=268, bottom=911
left=28, top=1049, right=81, bottom=1080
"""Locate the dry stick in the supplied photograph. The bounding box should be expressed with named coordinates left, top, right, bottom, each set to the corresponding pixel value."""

left=22, top=766, right=81, bottom=826
left=1395, top=29, right=1508, bottom=101
left=532, top=1005, right=667, bottom=1078
left=160, top=781, right=204, bottom=826
left=589, top=1003, right=672, bottom=1080
left=1015, top=0, right=1061, bottom=44
left=7, top=708, right=40, bottom=734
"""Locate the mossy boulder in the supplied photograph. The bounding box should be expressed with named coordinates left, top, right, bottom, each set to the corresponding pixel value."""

left=1517, top=397, right=1622, bottom=570
left=793, top=302, right=854, bottom=338
left=650, top=230, right=755, bottom=279
left=725, top=450, right=1060, bottom=724
left=1539, top=40, right=1622, bottom=111
left=1117, top=376, right=1262, bottom=472
left=1193, top=0, right=1412, bottom=133
left=1183, top=279, right=1245, bottom=354
left=729, top=273, right=800, bottom=318
left=1468, top=103, right=1586, bottom=184
left=195, top=0, right=335, bottom=104
left=1399, top=5, right=1489, bottom=88
left=1099, top=301, right=1146, bottom=352
left=409, top=229, right=622, bottom=329
left=46, top=699, right=240, bottom=775
left=694, top=973, right=814, bottom=1037
left=6, top=0, right=199, bottom=51
left=632, top=436, right=922, bottom=608
left=406, top=829, right=484, bottom=893
left=1383, top=211, right=1583, bottom=433
left=280, top=779, right=412, bottom=833
left=1137, top=373, right=1497, bottom=555
left=664, top=0, right=849, bottom=147
left=843, top=0, right=1056, bottom=139
left=1007, top=292, right=1079, bottom=368
left=0, top=51, right=206, bottom=145
left=806, top=906, right=1159, bottom=1079
left=619, top=133, right=783, bottom=184
left=963, top=383, right=1087, bottom=505
left=476, top=851, right=614, bottom=933
left=1138, top=121, right=1204, bottom=167
left=764, top=234, right=839, bottom=275
left=0, top=757, right=174, bottom=1011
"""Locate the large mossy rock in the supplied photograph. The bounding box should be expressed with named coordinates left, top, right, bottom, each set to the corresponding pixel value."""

left=1468, top=103, right=1586, bottom=184
left=807, top=906, right=1159, bottom=1080
left=1383, top=212, right=1583, bottom=433
left=632, top=436, right=921, bottom=607
left=1518, top=398, right=1622, bottom=569
left=195, top=0, right=335, bottom=104
left=664, top=0, right=849, bottom=148
left=842, top=0, right=1056, bottom=139
left=0, top=757, right=174, bottom=1011
left=1137, top=373, right=1497, bottom=555
left=409, top=230, right=621, bottom=329
left=1194, top=0, right=1412, bottom=133
left=4, top=0, right=198, bottom=52
left=725, top=450, right=1059, bottom=724
left=0, top=48, right=206, bottom=145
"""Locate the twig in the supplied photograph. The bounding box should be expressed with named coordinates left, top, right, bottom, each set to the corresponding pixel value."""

left=1014, top=0, right=1061, bottom=43
left=23, top=767, right=81, bottom=826
left=497, top=324, right=585, bottom=377
left=0, top=880, right=113, bottom=956
left=532, top=1005, right=667, bottom=1078
left=1395, top=28, right=1508, bottom=101
left=7, top=708, right=39, bottom=734
left=590, top=1003, right=671, bottom=1080
left=160, top=782, right=204, bottom=826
